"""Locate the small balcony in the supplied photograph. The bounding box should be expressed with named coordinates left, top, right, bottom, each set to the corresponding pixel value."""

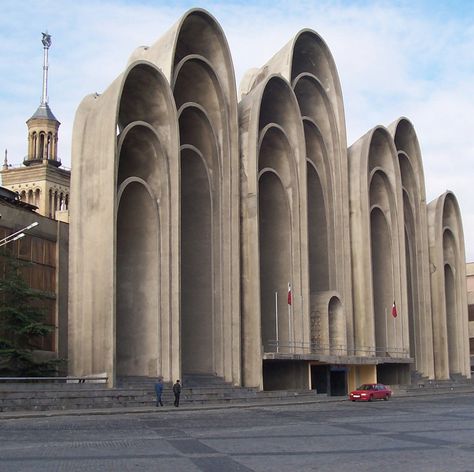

left=23, top=157, right=62, bottom=168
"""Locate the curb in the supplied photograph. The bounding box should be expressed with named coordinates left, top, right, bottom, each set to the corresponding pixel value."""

left=2, top=387, right=474, bottom=420
left=0, top=396, right=344, bottom=420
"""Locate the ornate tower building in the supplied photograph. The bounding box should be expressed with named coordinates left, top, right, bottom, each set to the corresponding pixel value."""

left=1, top=33, right=70, bottom=220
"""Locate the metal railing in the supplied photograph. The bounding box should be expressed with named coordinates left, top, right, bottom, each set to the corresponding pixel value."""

left=266, top=340, right=410, bottom=358
left=5, top=161, right=70, bottom=171
left=0, top=375, right=108, bottom=384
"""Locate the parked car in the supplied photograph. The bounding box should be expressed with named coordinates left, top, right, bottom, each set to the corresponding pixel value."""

left=349, top=383, right=391, bottom=402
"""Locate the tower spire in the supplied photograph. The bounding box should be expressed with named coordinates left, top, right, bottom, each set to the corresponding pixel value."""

left=41, top=32, right=52, bottom=105
left=25, top=32, right=60, bottom=167
left=3, top=149, right=8, bottom=170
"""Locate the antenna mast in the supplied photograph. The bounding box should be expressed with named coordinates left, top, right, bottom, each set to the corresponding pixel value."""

left=41, top=32, right=52, bottom=105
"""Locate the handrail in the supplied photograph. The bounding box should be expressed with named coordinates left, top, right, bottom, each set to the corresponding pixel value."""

left=0, top=376, right=108, bottom=383
left=266, top=340, right=410, bottom=358
left=5, top=161, right=71, bottom=172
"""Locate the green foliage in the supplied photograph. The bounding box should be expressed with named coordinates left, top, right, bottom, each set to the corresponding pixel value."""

left=0, top=251, right=60, bottom=376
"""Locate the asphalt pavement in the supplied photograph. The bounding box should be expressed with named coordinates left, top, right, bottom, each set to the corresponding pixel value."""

left=1, top=389, right=474, bottom=471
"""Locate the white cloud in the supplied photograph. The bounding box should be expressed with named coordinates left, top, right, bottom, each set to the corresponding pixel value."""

left=0, top=0, right=473, bottom=259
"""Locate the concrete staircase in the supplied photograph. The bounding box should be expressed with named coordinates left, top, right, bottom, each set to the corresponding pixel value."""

left=0, top=375, right=322, bottom=413
left=0, top=382, right=155, bottom=412
left=120, top=374, right=322, bottom=406
left=2, top=375, right=473, bottom=412
left=391, top=376, right=474, bottom=396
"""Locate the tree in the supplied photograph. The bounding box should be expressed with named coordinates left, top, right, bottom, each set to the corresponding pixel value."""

left=0, top=251, right=59, bottom=376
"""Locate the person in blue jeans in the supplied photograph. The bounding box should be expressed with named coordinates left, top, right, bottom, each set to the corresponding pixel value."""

left=155, top=378, right=164, bottom=407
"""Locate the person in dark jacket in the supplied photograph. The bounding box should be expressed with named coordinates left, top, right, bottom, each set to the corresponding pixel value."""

left=173, top=379, right=181, bottom=407
left=155, top=377, right=164, bottom=407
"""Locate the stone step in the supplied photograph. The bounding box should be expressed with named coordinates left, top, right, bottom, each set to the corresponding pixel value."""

left=118, top=374, right=235, bottom=389
left=0, top=379, right=321, bottom=412
left=391, top=380, right=474, bottom=396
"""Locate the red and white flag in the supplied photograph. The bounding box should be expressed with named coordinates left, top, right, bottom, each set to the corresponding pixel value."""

left=287, top=283, right=292, bottom=306
left=391, top=300, right=398, bottom=318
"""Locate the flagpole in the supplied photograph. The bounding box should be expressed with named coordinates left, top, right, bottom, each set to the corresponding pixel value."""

left=288, top=302, right=292, bottom=354
left=288, top=283, right=292, bottom=354
left=401, top=312, right=404, bottom=357
left=394, top=312, right=397, bottom=356
left=275, top=291, right=279, bottom=353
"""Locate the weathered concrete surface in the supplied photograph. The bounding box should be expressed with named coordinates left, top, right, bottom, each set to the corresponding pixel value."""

left=68, top=7, right=470, bottom=395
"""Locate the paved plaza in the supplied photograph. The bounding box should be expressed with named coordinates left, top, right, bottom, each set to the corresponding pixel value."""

left=1, top=393, right=474, bottom=471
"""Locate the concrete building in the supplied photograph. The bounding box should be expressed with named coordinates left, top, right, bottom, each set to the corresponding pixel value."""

left=69, top=8, right=470, bottom=392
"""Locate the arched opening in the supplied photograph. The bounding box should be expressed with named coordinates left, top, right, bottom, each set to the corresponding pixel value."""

left=39, top=133, right=45, bottom=160
left=371, top=207, right=394, bottom=353
left=171, top=9, right=239, bottom=375
left=293, top=76, right=336, bottom=160
left=259, top=171, right=291, bottom=351
left=172, top=42, right=234, bottom=379
left=116, top=181, right=159, bottom=377
left=48, top=189, right=53, bottom=217
left=396, top=129, right=425, bottom=367
left=32, top=132, right=37, bottom=159
left=173, top=58, right=225, bottom=138
left=118, top=63, right=175, bottom=134
left=444, top=264, right=457, bottom=374
left=47, top=133, right=52, bottom=159
left=307, top=162, right=329, bottom=292
left=442, top=224, right=463, bottom=376
left=405, top=229, right=416, bottom=358
left=181, top=148, right=213, bottom=374
left=328, top=297, right=345, bottom=354
left=34, top=188, right=41, bottom=207
left=403, top=193, right=417, bottom=359
left=173, top=10, right=234, bottom=94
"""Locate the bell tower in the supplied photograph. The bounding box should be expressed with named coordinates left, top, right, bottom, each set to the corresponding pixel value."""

left=25, top=33, right=61, bottom=167
left=1, top=32, right=70, bottom=220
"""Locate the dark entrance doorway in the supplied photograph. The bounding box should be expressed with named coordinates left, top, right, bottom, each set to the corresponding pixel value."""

left=329, top=367, right=347, bottom=396
left=310, top=365, right=328, bottom=393
left=377, top=363, right=410, bottom=385
left=311, top=365, right=347, bottom=395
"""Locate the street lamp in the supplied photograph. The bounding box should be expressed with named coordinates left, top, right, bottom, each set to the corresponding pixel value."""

left=0, top=222, right=39, bottom=248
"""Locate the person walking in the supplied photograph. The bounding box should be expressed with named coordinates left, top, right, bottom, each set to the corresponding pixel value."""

left=155, top=377, right=164, bottom=407
left=173, top=379, right=181, bottom=407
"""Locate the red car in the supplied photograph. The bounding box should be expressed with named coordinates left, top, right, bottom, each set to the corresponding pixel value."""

left=349, top=383, right=391, bottom=401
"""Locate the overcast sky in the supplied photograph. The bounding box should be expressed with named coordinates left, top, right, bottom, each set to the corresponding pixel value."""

left=0, top=0, right=473, bottom=260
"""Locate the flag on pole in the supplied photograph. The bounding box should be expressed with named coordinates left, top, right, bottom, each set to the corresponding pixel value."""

left=391, top=300, right=398, bottom=318
left=287, top=283, right=292, bottom=306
